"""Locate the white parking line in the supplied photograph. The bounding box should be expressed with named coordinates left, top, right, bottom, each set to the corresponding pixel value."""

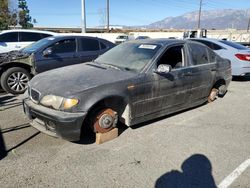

left=218, top=159, right=250, bottom=188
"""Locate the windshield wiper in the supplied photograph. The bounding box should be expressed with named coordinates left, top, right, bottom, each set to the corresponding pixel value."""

left=101, top=63, right=122, bottom=71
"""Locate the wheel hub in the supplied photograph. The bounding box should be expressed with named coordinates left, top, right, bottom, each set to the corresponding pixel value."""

left=93, top=108, right=118, bottom=133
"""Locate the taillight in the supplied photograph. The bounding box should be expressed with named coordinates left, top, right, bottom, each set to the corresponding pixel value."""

left=235, top=54, right=250, bottom=61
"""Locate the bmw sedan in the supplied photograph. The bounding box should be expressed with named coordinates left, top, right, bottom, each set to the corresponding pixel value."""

left=23, top=39, right=231, bottom=141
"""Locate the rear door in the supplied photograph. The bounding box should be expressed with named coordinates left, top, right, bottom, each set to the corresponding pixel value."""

left=186, top=42, right=216, bottom=101
left=78, top=38, right=101, bottom=63
left=35, top=38, right=78, bottom=73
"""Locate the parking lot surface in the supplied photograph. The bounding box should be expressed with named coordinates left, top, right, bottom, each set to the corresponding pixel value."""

left=0, top=78, right=250, bottom=188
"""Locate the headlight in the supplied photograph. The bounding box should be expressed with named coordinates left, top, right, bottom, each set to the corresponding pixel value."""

left=40, top=95, right=79, bottom=110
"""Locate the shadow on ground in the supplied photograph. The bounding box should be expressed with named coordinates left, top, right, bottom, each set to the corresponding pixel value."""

left=0, top=124, right=40, bottom=160
left=232, top=76, right=250, bottom=82
left=0, top=95, right=17, bottom=106
left=155, top=154, right=217, bottom=188
left=0, top=129, right=7, bottom=160
left=131, top=103, right=205, bottom=130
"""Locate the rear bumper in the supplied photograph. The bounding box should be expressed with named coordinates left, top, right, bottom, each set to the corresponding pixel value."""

left=23, top=98, right=87, bottom=141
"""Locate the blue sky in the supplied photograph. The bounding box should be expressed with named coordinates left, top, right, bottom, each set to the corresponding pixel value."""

left=23, top=0, right=250, bottom=27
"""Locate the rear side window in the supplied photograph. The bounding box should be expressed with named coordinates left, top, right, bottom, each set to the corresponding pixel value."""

left=79, top=38, right=100, bottom=51
left=40, top=33, right=52, bottom=39
left=100, top=42, right=107, bottom=50
left=19, top=32, right=43, bottom=42
left=0, top=32, right=18, bottom=42
left=195, top=40, right=223, bottom=50
left=51, top=39, right=76, bottom=53
left=188, top=43, right=210, bottom=65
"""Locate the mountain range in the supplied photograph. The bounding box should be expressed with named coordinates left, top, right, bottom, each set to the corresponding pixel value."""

left=146, top=9, right=250, bottom=29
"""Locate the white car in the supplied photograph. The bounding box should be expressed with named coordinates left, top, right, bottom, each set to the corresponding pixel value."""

left=0, top=29, right=57, bottom=53
left=190, top=38, right=250, bottom=76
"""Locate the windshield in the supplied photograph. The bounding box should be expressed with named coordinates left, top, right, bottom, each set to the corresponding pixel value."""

left=21, top=37, right=56, bottom=53
left=219, top=40, right=248, bottom=50
left=95, top=42, right=161, bottom=72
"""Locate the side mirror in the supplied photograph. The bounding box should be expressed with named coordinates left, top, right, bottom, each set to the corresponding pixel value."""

left=43, top=47, right=52, bottom=57
left=155, top=64, right=172, bottom=74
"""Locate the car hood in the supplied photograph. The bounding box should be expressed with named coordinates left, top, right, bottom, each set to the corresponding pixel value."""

left=29, top=63, right=137, bottom=97
left=0, top=50, right=31, bottom=64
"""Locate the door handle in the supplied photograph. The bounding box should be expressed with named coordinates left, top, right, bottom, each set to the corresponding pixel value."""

left=15, top=45, right=21, bottom=48
left=210, top=68, right=216, bottom=72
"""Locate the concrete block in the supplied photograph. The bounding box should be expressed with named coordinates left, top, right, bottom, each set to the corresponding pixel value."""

left=95, top=128, right=118, bottom=144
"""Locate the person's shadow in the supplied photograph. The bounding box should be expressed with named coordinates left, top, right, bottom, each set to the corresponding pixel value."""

left=155, top=154, right=217, bottom=188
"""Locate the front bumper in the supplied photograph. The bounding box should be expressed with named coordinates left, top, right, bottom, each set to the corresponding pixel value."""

left=23, top=98, right=87, bottom=141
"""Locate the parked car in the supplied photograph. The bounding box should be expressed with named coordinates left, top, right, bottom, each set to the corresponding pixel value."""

left=0, top=35, right=115, bottom=94
left=0, top=29, right=57, bottom=53
left=189, top=38, right=250, bottom=76
left=114, top=34, right=132, bottom=45
left=23, top=39, right=231, bottom=141
left=135, top=36, right=150, bottom=40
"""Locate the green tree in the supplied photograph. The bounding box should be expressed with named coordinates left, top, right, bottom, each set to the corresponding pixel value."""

left=0, top=0, right=10, bottom=30
left=18, top=0, right=33, bottom=28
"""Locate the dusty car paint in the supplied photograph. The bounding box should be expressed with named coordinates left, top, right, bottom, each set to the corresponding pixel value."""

left=23, top=39, right=232, bottom=141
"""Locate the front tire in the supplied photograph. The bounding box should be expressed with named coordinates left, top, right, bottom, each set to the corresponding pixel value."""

left=1, top=67, right=31, bottom=95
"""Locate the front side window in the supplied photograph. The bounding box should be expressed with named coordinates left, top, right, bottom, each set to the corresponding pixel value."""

left=188, top=43, right=210, bottom=65
left=50, top=39, right=76, bottom=54
left=0, top=32, right=18, bottom=42
left=79, top=38, right=100, bottom=51
left=157, top=45, right=184, bottom=69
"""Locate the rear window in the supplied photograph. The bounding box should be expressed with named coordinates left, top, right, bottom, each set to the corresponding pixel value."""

left=0, top=32, right=18, bottom=42
left=194, top=40, right=223, bottom=50
left=219, top=40, right=247, bottom=50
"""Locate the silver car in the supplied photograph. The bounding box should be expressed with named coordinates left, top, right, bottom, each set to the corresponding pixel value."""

left=190, top=38, right=250, bottom=76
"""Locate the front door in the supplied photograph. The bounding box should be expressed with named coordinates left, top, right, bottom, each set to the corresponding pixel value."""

left=35, top=38, right=78, bottom=73
left=131, top=44, right=193, bottom=118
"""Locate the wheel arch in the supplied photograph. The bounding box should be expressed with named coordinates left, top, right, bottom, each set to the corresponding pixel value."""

left=83, top=95, right=132, bottom=127
left=0, top=62, right=33, bottom=76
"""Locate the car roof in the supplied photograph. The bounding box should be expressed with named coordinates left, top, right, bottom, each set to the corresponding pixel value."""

left=189, top=38, right=223, bottom=43
left=128, top=38, right=185, bottom=45
left=0, top=29, right=57, bottom=35
left=49, top=35, right=109, bottom=40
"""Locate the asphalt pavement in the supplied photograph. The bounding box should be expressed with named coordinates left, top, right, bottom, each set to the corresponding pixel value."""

left=0, top=78, right=250, bottom=188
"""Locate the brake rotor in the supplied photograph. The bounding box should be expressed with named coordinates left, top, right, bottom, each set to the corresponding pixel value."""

left=93, top=108, right=118, bottom=133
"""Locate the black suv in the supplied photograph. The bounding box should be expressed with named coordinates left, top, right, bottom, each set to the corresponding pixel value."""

left=0, top=35, right=115, bottom=94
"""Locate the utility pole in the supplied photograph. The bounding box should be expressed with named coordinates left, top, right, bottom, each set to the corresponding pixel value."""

left=247, top=16, right=250, bottom=32
left=107, top=0, right=109, bottom=32
left=197, top=0, right=203, bottom=29
left=81, top=0, right=86, bottom=33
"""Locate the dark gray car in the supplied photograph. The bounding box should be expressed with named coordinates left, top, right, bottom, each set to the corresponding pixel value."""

left=0, top=35, right=115, bottom=94
left=23, top=39, right=232, bottom=141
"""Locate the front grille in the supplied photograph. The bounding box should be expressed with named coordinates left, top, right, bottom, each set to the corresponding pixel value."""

left=30, top=88, right=41, bottom=103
